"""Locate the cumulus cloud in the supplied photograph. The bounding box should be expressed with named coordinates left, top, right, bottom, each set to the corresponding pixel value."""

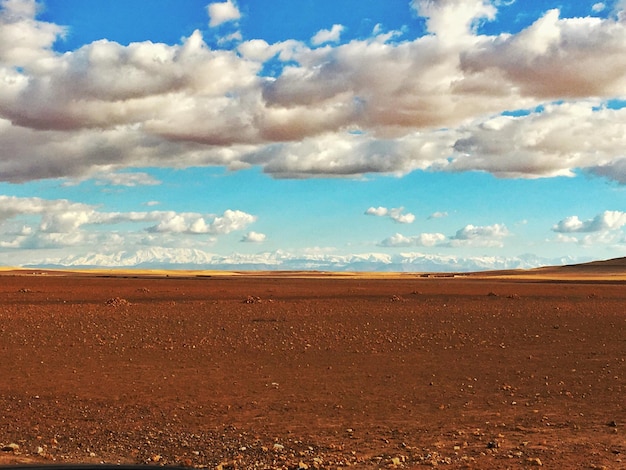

left=428, top=211, right=448, bottom=219
left=554, top=230, right=623, bottom=247
left=365, top=206, right=388, bottom=217
left=207, top=0, right=241, bottom=27
left=241, top=231, right=266, bottom=243
left=379, top=232, right=446, bottom=247
left=0, top=0, right=64, bottom=68
left=0, top=195, right=257, bottom=248
left=452, top=223, right=509, bottom=240
left=412, top=0, right=497, bottom=43
left=145, top=209, right=256, bottom=235
left=458, top=10, right=626, bottom=99
left=552, top=211, right=626, bottom=233
left=449, top=102, right=626, bottom=179
left=449, top=223, right=509, bottom=247
left=365, top=206, right=415, bottom=224
left=378, top=222, right=509, bottom=249
left=311, top=24, right=344, bottom=46
left=1, top=1, right=626, bottom=183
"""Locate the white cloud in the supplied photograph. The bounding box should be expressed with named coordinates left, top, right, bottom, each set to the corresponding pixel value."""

left=94, top=171, right=161, bottom=187
left=217, top=30, right=243, bottom=46
left=452, top=223, right=509, bottom=240
left=552, top=210, right=626, bottom=233
left=389, top=208, right=416, bottom=224
left=143, top=209, right=256, bottom=235
left=0, top=196, right=257, bottom=250
left=379, top=223, right=509, bottom=248
left=412, top=0, right=497, bottom=44
left=592, top=3, right=606, bottom=13
left=615, top=0, right=626, bottom=20
left=207, top=0, right=241, bottom=27
left=365, top=206, right=389, bottom=217
left=449, top=102, right=626, bottom=180
left=428, top=211, right=448, bottom=219
left=365, top=206, right=415, bottom=224
left=449, top=223, right=509, bottom=248
left=554, top=230, right=624, bottom=247
left=458, top=10, right=626, bottom=100
left=379, top=232, right=446, bottom=247
left=311, top=24, right=344, bottom=46
left=1, top=1, right=626, bottom=184
left=241, top=231, right=266, bottom=243
left=209, top=210, right=257, bottom=234
left=0, top=195, right=93, bottom=223
left=0, top=0, right=64, bottom=68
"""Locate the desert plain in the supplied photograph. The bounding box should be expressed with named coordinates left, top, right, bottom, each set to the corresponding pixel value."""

left=0, top=261, right=625, bottom=469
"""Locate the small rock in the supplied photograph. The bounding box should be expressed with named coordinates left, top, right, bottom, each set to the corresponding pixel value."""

left=273, top=443, right=284, bottom=451
left=1, top=443, right=19, bottom=452
left=105, top=297, right=130, bottom=307
left=298, top=462, right=309, bottom=469
left=390, top=456, right=401, bottom=466
left=608, top=420, right=618, bottom=427
left=526, top=457, right=543, bottom=466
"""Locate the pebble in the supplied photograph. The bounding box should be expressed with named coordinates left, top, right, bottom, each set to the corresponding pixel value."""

left=1, top=443, right=19, bottom=452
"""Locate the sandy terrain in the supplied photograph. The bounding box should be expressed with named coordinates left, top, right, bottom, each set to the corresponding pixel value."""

left=1, top=265, right=625, bottom=468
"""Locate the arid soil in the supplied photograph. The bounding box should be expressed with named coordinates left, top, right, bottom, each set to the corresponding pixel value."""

left=1, top=270, right=625, bottom=469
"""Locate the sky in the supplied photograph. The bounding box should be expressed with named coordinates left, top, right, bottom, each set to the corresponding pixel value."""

left=1, top=0, right=626, bottom=271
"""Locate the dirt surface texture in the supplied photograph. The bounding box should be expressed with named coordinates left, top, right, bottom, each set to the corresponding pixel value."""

left=1, top=263, right=626, bottom=469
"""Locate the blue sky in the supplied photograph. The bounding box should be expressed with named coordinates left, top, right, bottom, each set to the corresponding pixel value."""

left=1, top=0, right=626, bottom=270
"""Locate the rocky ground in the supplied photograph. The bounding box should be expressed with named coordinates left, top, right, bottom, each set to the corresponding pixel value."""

left=0, top=271, right=625, bottom=468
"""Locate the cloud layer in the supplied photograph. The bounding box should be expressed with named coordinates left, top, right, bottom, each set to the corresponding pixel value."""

left=1, top=0, right=626, bottom=183
left=0, top=195, right=257, bottom=249
left=379, top=223, right=509, bottom=249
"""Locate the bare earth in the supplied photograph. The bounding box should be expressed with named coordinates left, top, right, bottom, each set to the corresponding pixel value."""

left=1, top=268, right=625, bottom=469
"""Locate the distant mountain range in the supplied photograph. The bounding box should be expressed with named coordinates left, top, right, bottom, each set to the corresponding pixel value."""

left=27, top=247, right=580, bottom=273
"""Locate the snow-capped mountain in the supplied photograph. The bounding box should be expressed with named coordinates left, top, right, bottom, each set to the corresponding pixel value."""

left=29, top=247, right=576, bottom=272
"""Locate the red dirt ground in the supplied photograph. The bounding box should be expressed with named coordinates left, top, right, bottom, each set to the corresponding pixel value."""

left=1, top=270, right=625, bottom=469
